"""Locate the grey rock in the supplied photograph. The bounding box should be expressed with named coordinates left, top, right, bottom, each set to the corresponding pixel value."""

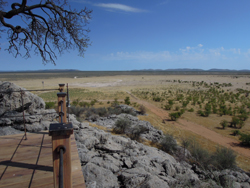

left=93, top=113, right=163, bottom=143
left=82, top=162, right=119, bottom=188
left=240, top=182, right=250, bottom=188
left=0, top=126, right=23, bottom=136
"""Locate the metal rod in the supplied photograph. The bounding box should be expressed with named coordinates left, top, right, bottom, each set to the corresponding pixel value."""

left=20, top=90, right=27, bottom=140
left=60, top=100, right=63, bottom=123
left=67, top=83, right=69, bottom=123
left=0, top=88, right=59, bottom=94
left=59, top=148, right=64, bottom=188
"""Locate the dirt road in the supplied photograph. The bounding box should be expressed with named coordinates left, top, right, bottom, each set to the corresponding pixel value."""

left=127, top=91, right=250, bottom=159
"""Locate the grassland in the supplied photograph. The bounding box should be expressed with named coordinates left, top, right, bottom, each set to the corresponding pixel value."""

left=1, top=71, right=250, bottom=171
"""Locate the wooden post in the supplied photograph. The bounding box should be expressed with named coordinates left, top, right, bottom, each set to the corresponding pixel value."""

left=57, top=92, right=67, bottom=123
left=49, top=87, right=73, bottom=188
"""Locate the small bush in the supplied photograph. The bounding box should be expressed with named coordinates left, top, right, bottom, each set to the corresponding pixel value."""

left=164, top=104, right=172, bottom=110
left=175, top=106, right=180, bottom=111
left=124, top=97, right=131, bottom=105
left=160, top=134, right=178, bottom=154
left=232, top=130, right=240, bottom=136
left=212, top=147, right=236, bottom=170
left=220, top=120, right=228, bottom=129
left=139, top=105, right=146, bottom=115
left=79, top=101, right=90, bottom=108
left=188, top=108, right=194, bottom=112
left=96, top=107, right=107, bottom=117
left=69, top=106, right=85, bottom=117
left=169, top=111, right=183, bottom=121
left=239, top=133, right=250, bottom=146
left=153, top=97, right=161, bottom=102
left=129, top=126, right=148, bottom=141
left=45, top=101, right=56, bottom=109
left=111, top=98, right=119, bottom=107
left=113, top=117, right=131, bottom=134
left=121, top=108, right=136, bottom=116
left=188, top=141, right=212, bottom=169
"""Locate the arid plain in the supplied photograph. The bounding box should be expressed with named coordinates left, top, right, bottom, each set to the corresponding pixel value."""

left=1, top=72, right=250, bottom=171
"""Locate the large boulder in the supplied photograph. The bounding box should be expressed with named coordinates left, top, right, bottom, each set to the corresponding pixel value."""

left=0, top=82, right=57, bottom=132
left=0, top=82, right=45, bottom=116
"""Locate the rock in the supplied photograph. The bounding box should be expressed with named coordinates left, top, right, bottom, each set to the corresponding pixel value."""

left=0, top=82, right=58, bottom=131
left=93, top=113, right=163, bottom=143
left=0, top=82, right=45, bottom=117
left=82, top=162, right=119, bottom=188
left=0, top=126, right=22, bottom=136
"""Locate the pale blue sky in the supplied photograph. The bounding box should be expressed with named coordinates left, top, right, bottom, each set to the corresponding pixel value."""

left=0, top=0, right=250, bottom=71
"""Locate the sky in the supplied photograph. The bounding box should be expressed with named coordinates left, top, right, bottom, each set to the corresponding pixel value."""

left=0, top=0, right=250, bottom=71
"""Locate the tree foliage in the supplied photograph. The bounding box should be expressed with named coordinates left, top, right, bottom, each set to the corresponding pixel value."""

left=0, top=0, right=92, bottom=64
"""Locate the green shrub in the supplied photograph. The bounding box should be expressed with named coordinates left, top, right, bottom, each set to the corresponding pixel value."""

left=188, top=142, right=212, bottom=169
left=69, top=106, right=85, bottom=117
left=220, top=120, right=228, bottom=129
left=111, top=98, right=119, bottom=107
left=232, top=130, right=240, bottom=136
left=160, top=134, right=178, bottom=154
left=96, top=107, right=107, bottom=117
left=90, top=99, right=97, bottom=106
left=45, top=101, right=56, bottom=109
left=124, top=97, right=131, bottom=105
left=239, top=133, right=250, bottom=146
left=72, top=98, right=80, bottom=106
left=113, top=117, right=131, bottom=134
left=168, top=99, right=174, bottom=105
left=188, top=108, right=194, bottom=112
left=153, top=97, right=161, bottom=102
left=231, top=116, right=240, bottom=128
left=212, top=147, right=236, bottom=170
left=169, top=112, right=181, bottom=121
left=79, top=101, right=90, bottom=108
left=175, top=106, right=180, bottom=111
left=164, top=104, right=172, bottom=110
left=121, top=108, right=136, bottom=116
left=129, top=126, right=148, bottom=141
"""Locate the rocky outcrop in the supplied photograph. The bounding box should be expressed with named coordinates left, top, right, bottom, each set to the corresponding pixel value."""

left=0, top=81, right=57, bottom=132
left=73, top=120, right=250, bottom=188
left=89, top=112, right=163, bottom=143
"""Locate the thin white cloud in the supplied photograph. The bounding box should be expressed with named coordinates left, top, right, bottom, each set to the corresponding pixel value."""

left=95, top=3, right=145, bottom=13
left=105, top=45, right=247, bottom=64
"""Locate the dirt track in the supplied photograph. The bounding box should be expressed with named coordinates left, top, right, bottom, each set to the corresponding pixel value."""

left=127, top=91, right=250, bottom=159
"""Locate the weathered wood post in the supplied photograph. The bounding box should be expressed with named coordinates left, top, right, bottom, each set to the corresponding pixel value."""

left=49, top=84, right=73, bottom=188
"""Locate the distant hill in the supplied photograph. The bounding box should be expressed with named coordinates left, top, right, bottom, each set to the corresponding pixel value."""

left=0, top=68, right=250, bottom=73
left=0, top=69, right=80, bottom=73
left=131, top=68, right=250, bottom=72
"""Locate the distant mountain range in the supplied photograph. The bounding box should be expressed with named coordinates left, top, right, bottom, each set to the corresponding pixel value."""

left=131, top=68, right=250, bottom=72
left=0, top=68, right=250, bottom=72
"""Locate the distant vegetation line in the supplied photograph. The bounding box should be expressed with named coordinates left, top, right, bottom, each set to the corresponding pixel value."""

left=0, top=70, right=250, bottom=80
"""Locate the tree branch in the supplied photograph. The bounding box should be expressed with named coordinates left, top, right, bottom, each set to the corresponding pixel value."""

left=0, top=0, right=91, bottom=64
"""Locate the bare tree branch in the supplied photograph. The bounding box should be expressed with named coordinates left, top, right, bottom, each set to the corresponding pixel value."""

left=0, top=0, right=92, bottom=64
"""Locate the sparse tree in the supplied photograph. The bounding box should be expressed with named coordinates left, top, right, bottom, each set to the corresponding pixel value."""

left=0, top=0, right=92, bottom=64
left=220, top=120, right=228, bottom=129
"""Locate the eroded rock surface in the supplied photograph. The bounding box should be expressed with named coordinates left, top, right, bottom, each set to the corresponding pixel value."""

left=74, top=119, right=250, bottom=188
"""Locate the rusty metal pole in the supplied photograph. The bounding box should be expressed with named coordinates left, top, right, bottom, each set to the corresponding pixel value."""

left=20, top=90, right=27, bottom=140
